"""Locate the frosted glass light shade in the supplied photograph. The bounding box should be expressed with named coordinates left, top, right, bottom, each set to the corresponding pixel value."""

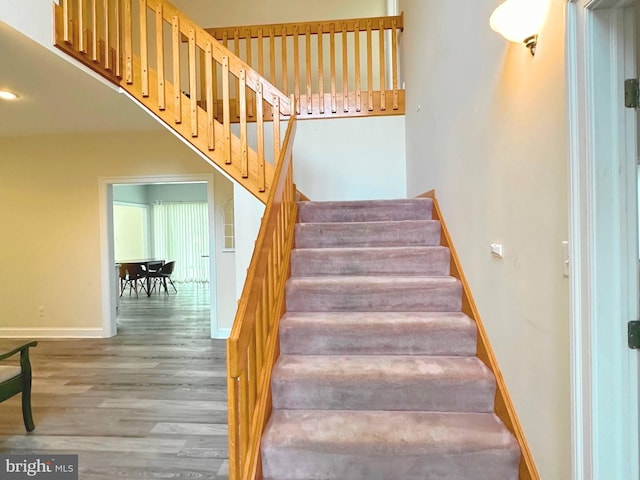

left=489, top=0, right=548, bottom=43
left=0, top=90, right=19, bottom=100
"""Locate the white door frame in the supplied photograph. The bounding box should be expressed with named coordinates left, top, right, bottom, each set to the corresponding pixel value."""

left=98, top=173, right=219, bottom=338
left=567, top=1, right=640, bottom=478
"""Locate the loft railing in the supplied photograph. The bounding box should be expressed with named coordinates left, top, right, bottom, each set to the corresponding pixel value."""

left=205, top=15, right=404, bottom=119
left=227, top=113, right=298, bottom=480
left=53, top=0, right=292, bottom=203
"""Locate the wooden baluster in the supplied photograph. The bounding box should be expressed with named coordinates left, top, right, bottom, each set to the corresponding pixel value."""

left=305, top=25, right=312, bottom=115
left=239, top=69, right=248, bottom=177
left=342, top=23, right=348, bottom=112
left=92, top=0, right=98, bottom=62
left=124, top=0, right=132, bottom=84
left=234, top=28, right=241, bottom=119
left=222, top=30, right=228, bottom=49
left=222, top=56, right=231, bottom=164
left=199, top=50, right=206, bottom=113
left=293, top=26, right=300, bottom=115
left=188, top=28, right=197, bottom=136
left=171, top=16, right=181, bottom=123
left=255, top=302, right=264, bottom=392
left=366, top=20, right=373, bottom=111
left=78, top=0, right=86, bottom=52
left=354, top=24, right=361, bottom=112
left=248, top=336, right=257, bottom=418
left=257, top=28, right=264, bottom=75
left=206, top=43, right=215, bottom=151
left=62, top=0, right=70, bottom=43
left=239, top=372, right=249, bottom=465
left=317, top=24, right=324, bottom=114
left=139, top=0, right=148, bottom=95
left=281, top=29, right=288, bottom=94
left=273, top=97, right=281, bottom=164
left=269, top=27, right=276, bottom=87
left=391, top=18, right=399, bottom=110
left=256, top=83, right=265, bottom=192
left=246, top=32, right=254, bottom=117
left=212, top=58, right=218, bottom=120
left=104, top=0, right=111, bottom=70
left=227, top=376, right=239, bottom=480
left=379, top=19, right=386, bottom=111
left=115, top=0, right=121, bottom=77
left=155, top=3, right=165, bottom=110
left=330, top=24, right=336, bottom=113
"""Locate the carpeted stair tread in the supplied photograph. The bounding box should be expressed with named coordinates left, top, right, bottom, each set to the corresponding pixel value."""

left=261, top=410, right=520, bottom=480
left=272, top=355, right=495, bottom=412
left=295, top=220, right=441, bottom=248
left=262, top=198, right=522, bottom=479
left=291, top=246, right=450, bottom=277
left=298, top=198, right=433, bottom=223
left=279, top=311, right=477, bottom=355
left=286, top=276, right=462, bottom=312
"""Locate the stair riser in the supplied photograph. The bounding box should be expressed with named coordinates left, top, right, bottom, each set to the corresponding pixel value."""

left=262, top=450, right=519, bottom=480
left=298, top=199, right=433, bottom=223
left=286, top=280, right=462, bottom=312
left=272, top=378, right=495, bottom=412
left=295, top=221, right=441, bottom=248
left=291, top=247, right=450, bottom=277
left=280, top=324, right=477, bottom=356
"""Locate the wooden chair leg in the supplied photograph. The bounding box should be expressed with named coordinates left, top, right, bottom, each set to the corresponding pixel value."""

left=21, top=375, right=35, bottom=432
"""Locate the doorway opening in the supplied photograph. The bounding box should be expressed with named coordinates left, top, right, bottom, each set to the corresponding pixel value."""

left=567, top=0, right=640, bottom=478
left=99, top=173, right=235, bottom=339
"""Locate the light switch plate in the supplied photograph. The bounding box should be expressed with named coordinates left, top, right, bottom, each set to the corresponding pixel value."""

left=490, top=243, right=503, bottom=258
left=562, top=240, right=569, bottom=278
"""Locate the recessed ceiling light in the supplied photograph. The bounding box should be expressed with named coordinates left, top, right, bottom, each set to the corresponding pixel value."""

left=0, top=90, right=19, bottom=100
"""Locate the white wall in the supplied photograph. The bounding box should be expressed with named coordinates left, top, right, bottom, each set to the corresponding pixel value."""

left=214, top=175, right=236, bottom=337
left=294, top=117, right=406, bottom=200
left=399, top=0, right=569, bottom=478
left=172, top=0, right=385, bottom=26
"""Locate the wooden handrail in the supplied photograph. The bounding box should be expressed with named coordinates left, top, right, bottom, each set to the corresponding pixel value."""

left=204, top=14, right=405, bottom=119
left=53, top=0, right=292, bottom=203
left=205, top=15, right=403, bottom=38
left=421, top=191, right=540, bottom=480
left=227, top=113, right=298, bottom=480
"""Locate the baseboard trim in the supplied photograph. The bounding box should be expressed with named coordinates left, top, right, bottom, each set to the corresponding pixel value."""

left=0, top=328, right=107, bottom=339
left=211, top=327, right=231, bottom=339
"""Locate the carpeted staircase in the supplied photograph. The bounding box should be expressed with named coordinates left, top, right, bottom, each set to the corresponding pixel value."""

left=261, top=198, right=521, bottom=480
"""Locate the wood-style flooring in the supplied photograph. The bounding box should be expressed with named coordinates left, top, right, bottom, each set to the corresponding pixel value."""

left=0, top=283, right=229, bottom=479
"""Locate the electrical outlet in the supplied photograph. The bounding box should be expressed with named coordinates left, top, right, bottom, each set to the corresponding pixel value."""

left=39, top=306, right=45, bottom=317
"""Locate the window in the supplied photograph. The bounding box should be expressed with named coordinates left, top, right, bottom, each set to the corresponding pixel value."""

left=152, top=202, right=210, bottom=282
left=222, top=197, right=235, bottom=251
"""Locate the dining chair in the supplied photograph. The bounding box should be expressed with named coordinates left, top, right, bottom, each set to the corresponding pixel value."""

left=0, top=341, right=38, bottom=431
left=148, top=261, right=177, bottom=295
left=121, top=263, right=148, bottom=298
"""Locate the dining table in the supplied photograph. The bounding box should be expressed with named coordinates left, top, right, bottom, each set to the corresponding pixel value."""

left=117, top=259, right=165, bottom=297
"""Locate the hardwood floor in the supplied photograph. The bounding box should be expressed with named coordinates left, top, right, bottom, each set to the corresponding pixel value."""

left=0, top=283, right=229, bottom=479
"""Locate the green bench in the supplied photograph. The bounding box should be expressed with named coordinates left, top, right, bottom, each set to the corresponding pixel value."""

left=0, top=341, right=38, bottom=431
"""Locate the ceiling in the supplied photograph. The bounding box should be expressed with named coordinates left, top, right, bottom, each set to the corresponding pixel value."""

left=0, top=21, right=161, bottom=138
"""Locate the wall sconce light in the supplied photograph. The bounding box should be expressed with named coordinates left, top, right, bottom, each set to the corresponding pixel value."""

left=490, top=0, right=549, bottom=56
left=0, top=89, right=20, bottom=101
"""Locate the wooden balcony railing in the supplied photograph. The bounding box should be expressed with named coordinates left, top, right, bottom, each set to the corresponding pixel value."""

left=227, top=113, right=298, bottom=480
left=54, top=0, right=292, bottom=203
left=205, top=15, right=405, bottom=119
